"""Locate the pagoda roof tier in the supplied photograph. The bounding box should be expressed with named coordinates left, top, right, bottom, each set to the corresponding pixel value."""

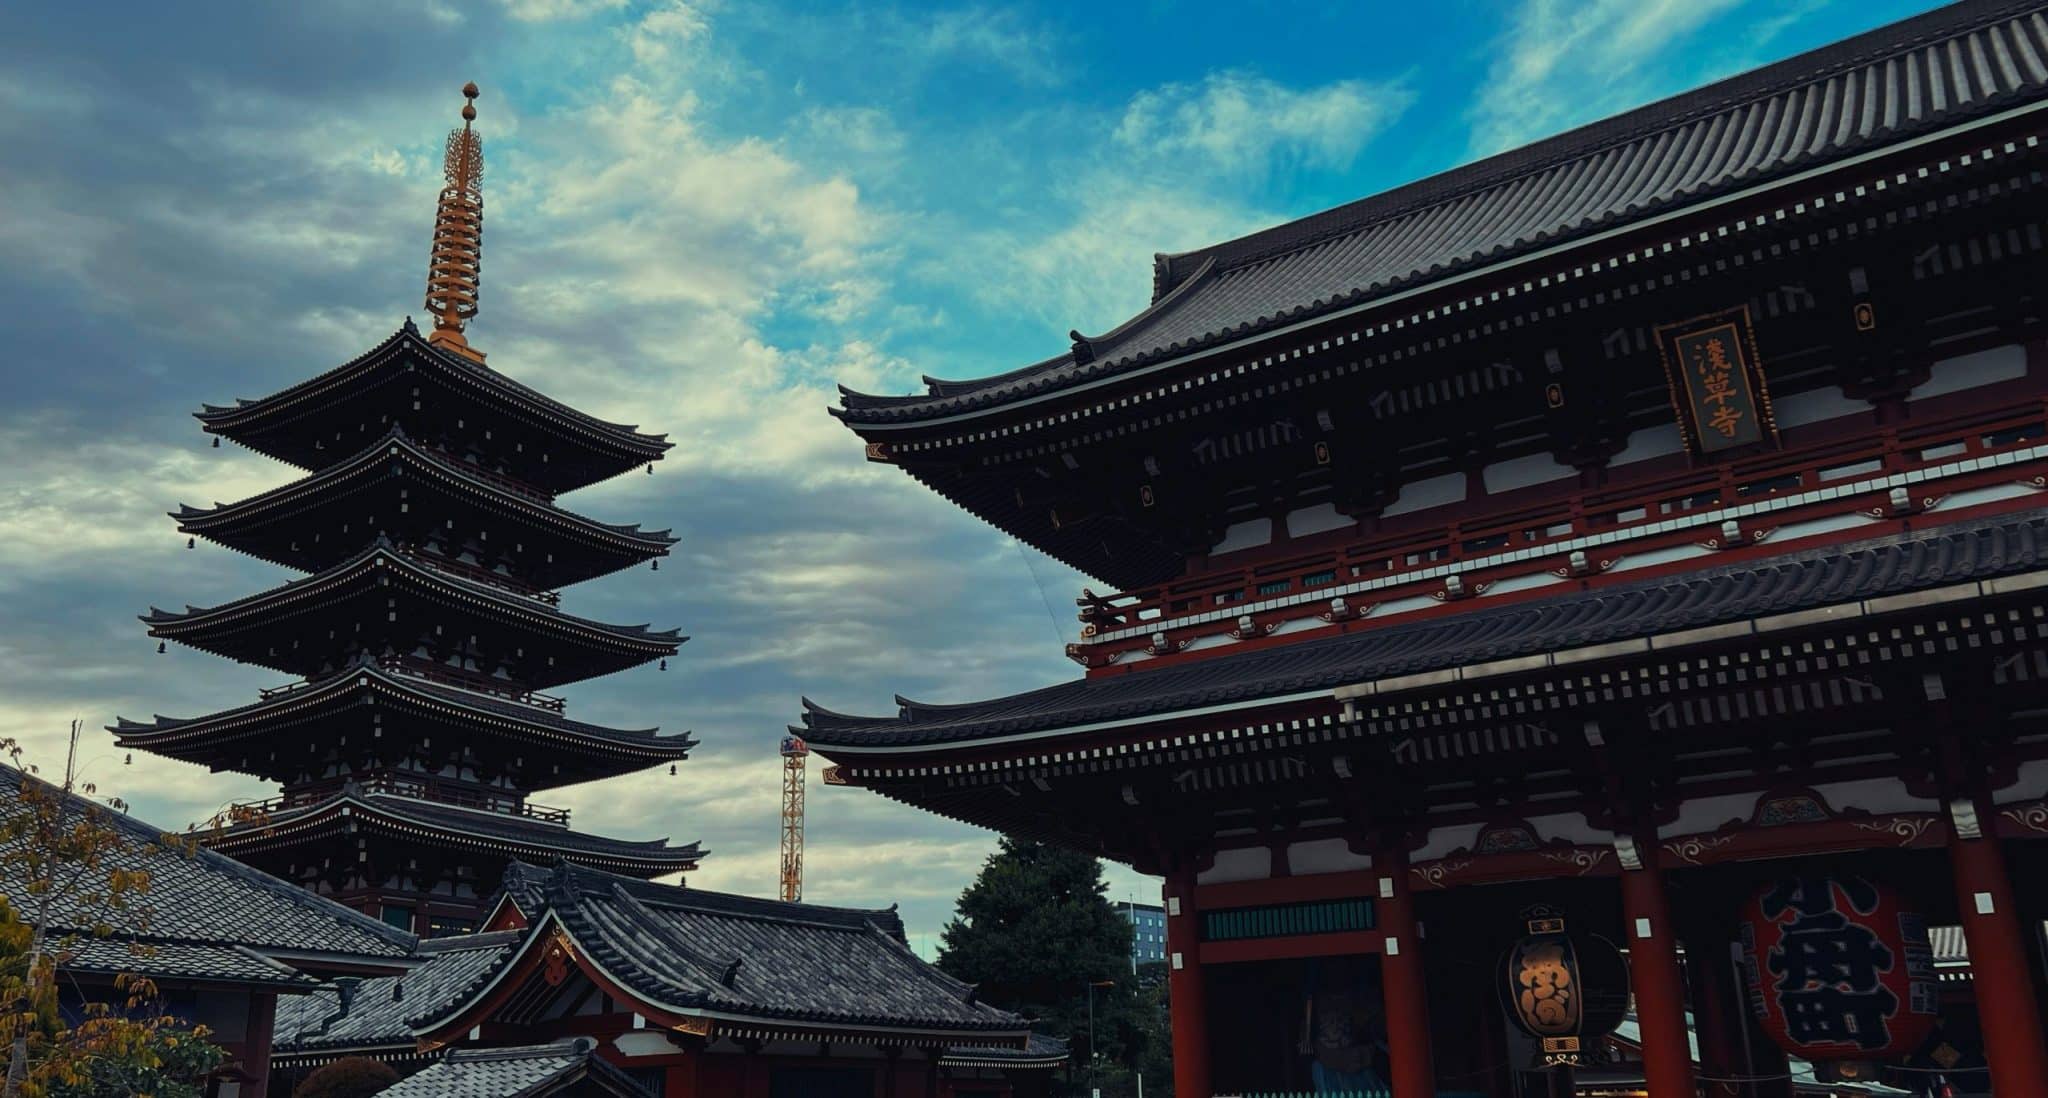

left=801, top=505, right=2048, bottom=752
left=174, top=427, right=675, bottom=589
left=209, top=792, right=704, bottom=879
left=196, top=324, right=670, bottom=494
left=109, top=659, right=694, bottom=791
left=834, top=0, right=2048, bottom=428
left=143, top=542, right=682, bottom=689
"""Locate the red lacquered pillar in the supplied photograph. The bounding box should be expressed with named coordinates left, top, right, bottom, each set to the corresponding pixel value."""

left=1949, top=805, right=2048, bottom=1087
left=1376, top=846, right=1436, bottom=1098
left=1619, top=857, right=1696, bottom=1097
left=1163, top=868, right=1212, bottom=1098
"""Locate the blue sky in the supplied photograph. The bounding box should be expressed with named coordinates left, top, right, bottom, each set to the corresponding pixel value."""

left=0, top=0, right=1944, bottom=950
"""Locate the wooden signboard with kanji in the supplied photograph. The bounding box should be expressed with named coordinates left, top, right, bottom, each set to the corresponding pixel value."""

left=1655, top=305, right=1779, bottom=456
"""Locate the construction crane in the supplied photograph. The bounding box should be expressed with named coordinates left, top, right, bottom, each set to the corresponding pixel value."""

left=779, top=734, right=809, bottom=902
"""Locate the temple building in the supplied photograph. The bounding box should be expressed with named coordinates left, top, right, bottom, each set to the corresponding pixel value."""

left=802, top=2, right=2048, bottom=1095
left=114, top=83, right=699, bottom=938
left=0, top=765, right=418, bottom=1098
left=271, top=861, right=1066, bottom=1098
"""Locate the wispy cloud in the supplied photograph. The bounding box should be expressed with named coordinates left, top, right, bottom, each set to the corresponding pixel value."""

left=1463, top=0, right=1747, bottom=156
left=1116, top=71, right=1416, bottom=177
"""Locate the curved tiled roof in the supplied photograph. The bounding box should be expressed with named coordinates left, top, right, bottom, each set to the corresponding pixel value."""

left=376, top=1037, right=651, bottom=1098
left=213, top=793, right=704, bottom=874
left=275, top=931, right=522, bottom=1055
left=142, top=540, right=682, bottom=687
left=0, top=768, right=415, bottom=973
left=109, top=659, right=692, bottom=789
left=837, top=0, right=2048, bottom=425
left=173, top=426, right=674, bottom=587
left=430, top=862, right=1028, bottom=1039
left=197, top=324, right=669, bottom=493
left=802, top=507, right=2048, bottom=749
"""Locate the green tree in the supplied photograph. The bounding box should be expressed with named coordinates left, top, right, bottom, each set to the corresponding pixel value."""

left=937, top=838, right=1155, bottom=1088
left=0, top=723, right=226, bottom=1097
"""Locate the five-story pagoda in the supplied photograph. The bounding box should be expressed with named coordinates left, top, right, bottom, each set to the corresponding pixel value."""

left=114, top=84, right=702, bottom=937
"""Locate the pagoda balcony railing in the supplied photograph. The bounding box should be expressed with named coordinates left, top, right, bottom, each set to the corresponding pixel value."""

left=255, top=658, right=569, bottom=713
left=235, top=774, right=572, bottom=827
left=399, top=544, right=563, bottom=606
left=1074, top=396, right=2048, bottom=659
left=428, top=442, right=558, bottom=506
left=375, top=656, right=568, bottom=712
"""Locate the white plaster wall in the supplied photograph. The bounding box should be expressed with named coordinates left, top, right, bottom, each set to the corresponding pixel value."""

left=1526, top=811, right=1612, bottom=846
left=1382, top=472, right=1467, bottom=517
left=1286, top=837, right=1373, bottom=875
left=1609, top=543, right=1713, bottom=573
left=1809, top=776, right=1939, bottom=815
left=1212, top=518, right=1274, bottom=554
left=1912, top=343, right=2028, bottom=401
left=1413, top=822, right=1484, bottom=861
left=1613, top=424, right=1684, bottom=466
left=1993, top=758, right=2048, bottom=806
left=1658, top=792, right=1762, bottom=838
left=1286, top=502, right=1355, bottom=537
left=1484, top=452, right=1575, bottom=493
left=1773, top=385, right=1869, bottom=428
left=1197, top=846, right=1273, bottom=885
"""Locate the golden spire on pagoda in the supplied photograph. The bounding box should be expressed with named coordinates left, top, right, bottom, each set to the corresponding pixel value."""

left=425, top=82, right=486, bottom=361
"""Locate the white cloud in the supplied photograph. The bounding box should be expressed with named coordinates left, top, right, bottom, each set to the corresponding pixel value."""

left=1464, top=0, right=1750, bottom=156
left=1116, top=71, right=1415, bottom=177
left=628, top=1, right=710, bottom=65
left=496, top=0, right=630, bottom=22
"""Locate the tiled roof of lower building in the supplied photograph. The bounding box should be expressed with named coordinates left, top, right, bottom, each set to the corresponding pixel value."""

left=432, top=862, right=1029, bottom=1039
left=802, top=507, right=2048, bottom=749
left=63, top=939, right=320, bottom=990
left=275, top=932, right=522, bottom=1057
left=941, top=1032, right=1069, bottom=1068
left=0, top=767, right=415, bottom=977
left=374, top=1037, right=651, bottom=1098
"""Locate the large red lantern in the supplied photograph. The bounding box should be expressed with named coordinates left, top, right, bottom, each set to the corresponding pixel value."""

left=1740, top=877, right=1937, bottom=1062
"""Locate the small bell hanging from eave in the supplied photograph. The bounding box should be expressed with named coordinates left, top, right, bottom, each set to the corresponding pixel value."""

left=156, top=641, right=166, bottom=654
left=651, top=559, right=659, bottom=571
left=211, top=437, right=220, bottom=448
left=669, top=764, right=677, bottom=776
left=646, top=464, right=654, bottom=475
left=187, top=537, right=195, bottom=549
left=659, top=659, right=667, bottom=671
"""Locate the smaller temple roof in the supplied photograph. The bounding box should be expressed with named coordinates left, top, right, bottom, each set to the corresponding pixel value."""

left=197, top=324, right=670, bottom=494
left=835, top=0, right=2048, bottom=426
left=939, top=1032, right=1070, bottom=1070
left=110, top=658, right=694, bottom=790
left=142, top=540, right=682, bottom=688
left=421, top=861, right=1028, bottom=1042
left=803, top=507, right=2048, bottom=750
left=276, top=932, right=522, bottom=1060
left=0, top=767, right=415, bottom=983
left=376, top=1037, right=652, bottom=1098
left=173, top=426, right=675, bottom=587
left=210, top=793, right=704, bottom=878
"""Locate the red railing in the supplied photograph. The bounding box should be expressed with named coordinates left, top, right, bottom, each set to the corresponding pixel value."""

left=1076, top=397, right=2048, bottom=654
left=257, top=658, right=569, bottom=712
left=238, top=773, right=571, bottom=826
left=377, top=656, right=568, bottom=712
left=399, top=543, right=563, bottom=605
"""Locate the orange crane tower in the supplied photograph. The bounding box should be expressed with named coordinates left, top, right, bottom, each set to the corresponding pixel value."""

left=779, top=734, right=808, bottom=901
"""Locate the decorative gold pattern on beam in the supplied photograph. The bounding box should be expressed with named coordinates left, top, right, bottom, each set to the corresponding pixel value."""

left=426, top=82, right=485, bottom=361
